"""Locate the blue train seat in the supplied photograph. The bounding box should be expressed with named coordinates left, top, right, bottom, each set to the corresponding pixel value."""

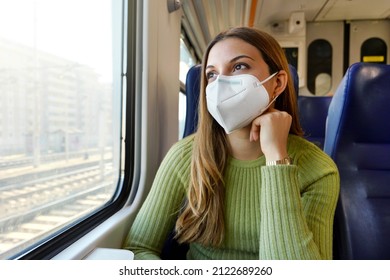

left=182, top=64, right=202, bottom=137
left=324, top=62, right=390, bottom=259
left=289, top=64, right=299, bottom=98
left=298, top=95, right=332, bottom=149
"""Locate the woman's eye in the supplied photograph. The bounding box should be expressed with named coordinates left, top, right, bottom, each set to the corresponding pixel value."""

left=234, top=63, right=248, bottom=72
left=206, top=71, right=217, bottom=80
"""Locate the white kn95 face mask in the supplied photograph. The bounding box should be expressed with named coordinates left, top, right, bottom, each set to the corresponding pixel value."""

left=206, top=72, right=278, bottom=134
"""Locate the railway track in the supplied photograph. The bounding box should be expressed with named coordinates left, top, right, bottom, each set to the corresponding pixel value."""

left=0, top=149, right=108, bottom=171
left=0, top=159, right=116, bottom=259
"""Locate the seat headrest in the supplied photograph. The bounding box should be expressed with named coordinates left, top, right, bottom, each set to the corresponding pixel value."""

left=324, top=62, right=390, bottom=164
left=298, top=95, right=332, bottom=149
left=182, top=65, right=202, bottom=138
left=288, top=64, right=299, bottom=97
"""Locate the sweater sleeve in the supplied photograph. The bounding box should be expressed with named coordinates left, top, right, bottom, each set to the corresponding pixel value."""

left=122, top=139, right=191, bottom=259
left=259, top=144, right=340, bottom=260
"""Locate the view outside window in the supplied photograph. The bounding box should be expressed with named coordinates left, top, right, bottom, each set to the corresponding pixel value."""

left=0, top=0, right=123, bottom=259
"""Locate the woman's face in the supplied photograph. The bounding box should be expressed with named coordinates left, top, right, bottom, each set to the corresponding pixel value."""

left=205, top=37, right=277, bottom=100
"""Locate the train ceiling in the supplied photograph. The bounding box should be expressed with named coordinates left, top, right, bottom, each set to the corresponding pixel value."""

left=181, top=0, right=390, bottom=59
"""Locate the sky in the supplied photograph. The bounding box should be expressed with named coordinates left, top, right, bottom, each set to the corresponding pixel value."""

left=0, top=0, right=116, bottom=82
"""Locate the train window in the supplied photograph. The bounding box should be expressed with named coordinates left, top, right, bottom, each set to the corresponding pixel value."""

left=0, top=0, right=125, bottom=259
left=361, top=37, right=387, bottom=64
left=307, top=39, right=332, bottom=96
left=178, top=38, right=196, bottom=139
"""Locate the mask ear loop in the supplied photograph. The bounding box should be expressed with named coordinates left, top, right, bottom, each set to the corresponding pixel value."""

left=261, top=94, right=279, bottom=113
left=257, top=71, right=280, bottom=115
left=258, top=71, right=279, bottom=85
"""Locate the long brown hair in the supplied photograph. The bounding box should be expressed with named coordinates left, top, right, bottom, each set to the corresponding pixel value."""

left=175, top=27, right=303, bottom=246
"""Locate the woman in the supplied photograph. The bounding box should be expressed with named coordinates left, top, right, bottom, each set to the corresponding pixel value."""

left=123, top=27, right=339, bottom=260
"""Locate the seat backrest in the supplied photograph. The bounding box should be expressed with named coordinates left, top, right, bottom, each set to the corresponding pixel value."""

left=298, top=95, right=332, bottom=149
left=182, top=65, right=202, bottom=138
left=182, top=64, right=299, bottom=138
left=324, top=62, right=390, bottom=259
left=288, top=64, right=299, bottom=98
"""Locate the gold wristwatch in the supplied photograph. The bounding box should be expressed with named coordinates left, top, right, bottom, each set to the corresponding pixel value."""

left=266, top=156, right=292, bottom=166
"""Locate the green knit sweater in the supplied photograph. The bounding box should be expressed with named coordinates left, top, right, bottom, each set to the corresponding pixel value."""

left=123, top=134, right=340, bottom=260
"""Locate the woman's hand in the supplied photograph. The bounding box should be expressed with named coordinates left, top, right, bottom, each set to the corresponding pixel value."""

left=249, top=108, right=292, bottom=161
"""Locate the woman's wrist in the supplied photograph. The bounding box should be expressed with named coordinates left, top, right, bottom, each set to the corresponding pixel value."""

left=263, top=148, right=289, bottom=162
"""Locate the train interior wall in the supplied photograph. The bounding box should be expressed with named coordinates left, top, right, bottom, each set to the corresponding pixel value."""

left=302, top=19, right=389, bottom=96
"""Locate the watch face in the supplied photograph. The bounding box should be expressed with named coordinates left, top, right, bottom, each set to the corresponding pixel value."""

left=266, top=157, right=292, bottom=166
left=285, top=157, right=292, bottom=165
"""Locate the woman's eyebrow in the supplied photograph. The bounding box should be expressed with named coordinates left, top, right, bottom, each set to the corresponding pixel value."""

left=206, top=55, right=254, bottom=70
left=230, top=55, right=255, bottom=63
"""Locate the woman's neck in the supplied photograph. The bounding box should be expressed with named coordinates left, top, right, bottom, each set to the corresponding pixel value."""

left=227, top=128, right=263, bottom=161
